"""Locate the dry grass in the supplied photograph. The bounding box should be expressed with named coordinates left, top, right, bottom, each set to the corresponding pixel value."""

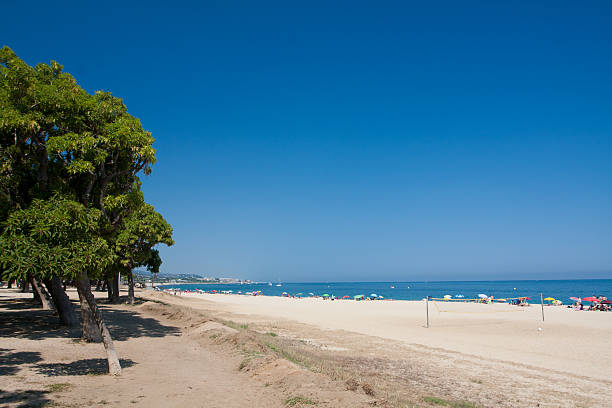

left=46, top=383, right=73, bottom=393
left=423, top=396, right=479, bottom=408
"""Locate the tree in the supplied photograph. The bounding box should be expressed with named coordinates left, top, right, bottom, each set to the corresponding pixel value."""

left=0, top=195, right=122, bottom=374
left=114, top=201, right=174, bottom=304
left=0, top=47, right=167, bottom=375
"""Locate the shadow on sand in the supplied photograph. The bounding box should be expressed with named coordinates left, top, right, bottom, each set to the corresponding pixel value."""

left=35, top=358, right=136, bottom=376
left=0, top=389, right=51, bottom=408
left=0, top=348, right=43, bottom=376
left=0, top=293, right=180, bottom=378
left=0, top=297, right=181, bottom=342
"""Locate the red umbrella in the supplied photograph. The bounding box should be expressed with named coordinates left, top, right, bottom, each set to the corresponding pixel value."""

left=582, top=297, right=599, bottom=302
left=600, top=300, right=612, bottom=305
left=569, top=297, right=581, bottom=301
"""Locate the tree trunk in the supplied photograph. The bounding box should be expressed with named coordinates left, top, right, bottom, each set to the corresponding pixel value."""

left=75, top=270, right=122, bottom=376
left=30, top=277, right=53, bottom=311
left=110, top=274, right=120, bottom=304
left=77, top=280, right=102, bottom=343
left=31, top=279, right=41, bottom=303
left=21, top=277, right=30, bottom=293
left=128, top=270, right=135, bottom=305
left=105, top=278, right=112, bottom=299
left=44, top=276, right=78, bottom=327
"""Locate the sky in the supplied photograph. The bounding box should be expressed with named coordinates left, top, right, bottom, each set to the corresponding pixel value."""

left=2, top=1, right=611, bottom=281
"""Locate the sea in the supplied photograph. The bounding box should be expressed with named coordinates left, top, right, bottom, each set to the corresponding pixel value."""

left=159, top=279, right=612, bottom=302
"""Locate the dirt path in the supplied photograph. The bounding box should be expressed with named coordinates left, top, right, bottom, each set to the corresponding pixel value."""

left=0, top=289, right=373, bottom=408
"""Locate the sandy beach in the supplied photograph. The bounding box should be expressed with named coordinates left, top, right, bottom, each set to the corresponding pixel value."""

left=146, top=290, right=612, bottom=407
left=169, top=291, right=612, bottom=377
left=2, top=287, right=612, bottom=408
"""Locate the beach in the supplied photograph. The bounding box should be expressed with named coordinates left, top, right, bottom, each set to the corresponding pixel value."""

left=147, top=290, right=612, bottom=406
left=2, top=287, right=611, bottom=407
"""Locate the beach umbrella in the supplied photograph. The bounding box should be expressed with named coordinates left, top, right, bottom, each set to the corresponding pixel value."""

left=370, top=293, right=378, bottom=298
left=582, top=297, right=599, bottom=302
left=544, top=297, right=555, bottom=301
left=601, top=300, right=612, bottom=304
left=322, top=293, right=330, bottom=297
left=342, top=295, right=350, bottom=299
left=478, top=294, right=488, bottom=299
left=378, top=296, right=384, bottom=300
left=569, top=297, right=581, bottom=301
left=309, top=292, right=315, bottom=296
left=444, top=295, right=452, bottom=299
left=455, top=294, right=464, bottom=298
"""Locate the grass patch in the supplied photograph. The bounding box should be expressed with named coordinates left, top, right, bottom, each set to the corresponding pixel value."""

left=470, top=378, right=483, bottom=384
left=238, top=359, right=249, bottom=370
left=47, top=383, right=72, bottom=393
left=239, top=348, right=263, bottom=370
left=265, top=342, right=279, bottom=352
left=209, top=334, right=219, bottom=339
left=285, top=396, right=316, bottom=406
left=225, top=320, right=249, bottom=330
left=266, top=332, right=278, bottom=337
left=423, top=396, right=478, bottom=408
left=264, top=341, right=312, bottom=370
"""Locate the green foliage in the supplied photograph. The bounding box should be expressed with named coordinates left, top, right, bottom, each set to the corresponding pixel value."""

left=0, top=195, right=113, bottom=280
left=0, top=46, right=171, bottom=283
left=105, top=198, right=174, bottom=280
left=0, top=45, right=156, bottom=221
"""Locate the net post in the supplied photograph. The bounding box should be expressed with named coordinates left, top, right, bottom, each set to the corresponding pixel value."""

left=426, top=296, right=429, bottom=328
left=540, top=292, right=545, bottom=322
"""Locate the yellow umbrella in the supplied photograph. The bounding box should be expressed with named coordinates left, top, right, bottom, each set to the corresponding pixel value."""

left=544, top=297, right=555, bottom=301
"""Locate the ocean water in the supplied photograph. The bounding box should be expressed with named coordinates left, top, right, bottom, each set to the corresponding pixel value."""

left=160, top=279, right=612, bottom=302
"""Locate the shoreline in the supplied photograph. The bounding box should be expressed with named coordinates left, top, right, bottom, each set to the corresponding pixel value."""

left=155, top=280, right=611, bottom=304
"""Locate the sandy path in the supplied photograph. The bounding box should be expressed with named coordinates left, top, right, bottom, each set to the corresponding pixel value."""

left=0, top=289, right=372, bottom=408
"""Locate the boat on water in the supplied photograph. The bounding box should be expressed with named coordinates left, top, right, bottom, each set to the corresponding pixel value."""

left=275, top=283, right=282, bottom=287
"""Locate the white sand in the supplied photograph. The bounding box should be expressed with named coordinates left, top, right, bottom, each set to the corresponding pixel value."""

left=168, top=292, right=612, bottom=378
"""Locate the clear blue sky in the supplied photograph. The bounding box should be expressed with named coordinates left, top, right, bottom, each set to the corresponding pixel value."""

left=3, top=1, right=611, bottom=281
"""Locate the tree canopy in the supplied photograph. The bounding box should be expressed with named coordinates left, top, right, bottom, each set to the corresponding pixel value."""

left=0, top=195, right=113, bottom=281
left=0, top=45, right=170, bottom=285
